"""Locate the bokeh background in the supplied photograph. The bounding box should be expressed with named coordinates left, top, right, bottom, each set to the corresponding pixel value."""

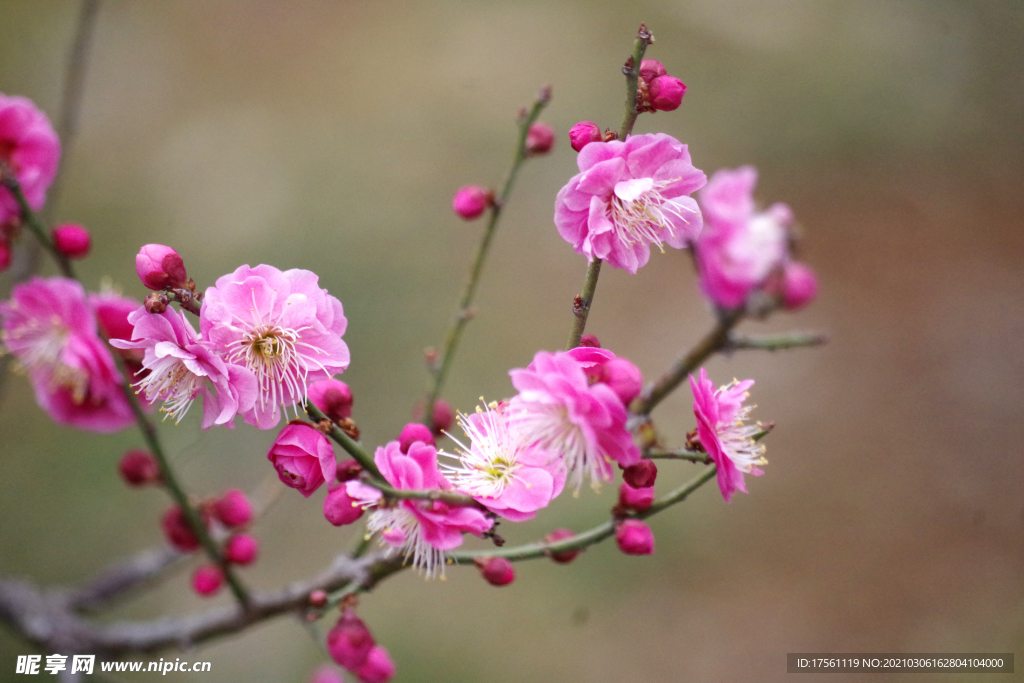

left=1, top=1, right=1022, bottom=681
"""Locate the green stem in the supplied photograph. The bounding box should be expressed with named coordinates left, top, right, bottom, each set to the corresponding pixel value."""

left=305, top=403, right=382, bottom=479
left=618, top=24, right=654, bottom=141
left=0, top=170, right=74, bottom=278
left=565, top=258, right=602, bottom=350
left=423, top=87, right=551, bottom=427
left=726, top=330, right=829, bottom=352
left=645, top=448, right=711, bottom=464
left=368, top=479, right=482, bottom=508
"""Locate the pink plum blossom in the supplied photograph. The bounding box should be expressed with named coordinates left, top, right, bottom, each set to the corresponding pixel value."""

left=348, top=440, right=492, bottom=578
left=566, top=346, right=643, bottom=404
left=507, top=350, right=639, bottom=492
left=0, top=277, right=133, bottom=432
left=441, top=402, right=566, bottom=521
left=267, top=423, right=338, bottom=497
left=307, top=378, right=353, bottom=421
left=201, top=264, right=350, bottom=428
left=135, top=244, right=188, bottom=291
left=0, top=94, right=60, bottom=227
left=689, top=368, right=766, bottom=502
left=554, top=133, right=706, bottom=274
left=323, top=484, right=364, bottom=526
left=111, top=307, right=257, bottom=428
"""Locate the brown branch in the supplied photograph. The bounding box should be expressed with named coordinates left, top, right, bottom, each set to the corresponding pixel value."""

left=68, top=546, right=183, bottom=613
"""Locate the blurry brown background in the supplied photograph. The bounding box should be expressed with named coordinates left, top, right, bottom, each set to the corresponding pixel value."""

left=1, top=1, right=1022, bottom=681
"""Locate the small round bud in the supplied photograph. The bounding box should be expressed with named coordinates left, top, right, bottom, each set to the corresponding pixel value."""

left=525, top=122, right=555, bottom=155
left=618, top=482, right=655, bottom=512
left=638, top=59, right=666, bottom=84
left=452, top=186, right=492, bottom=220
left=161, top=505, right=202, bottom=552
left=569, top=121, right=602, bottom=152
left=615, top=519, right=654, bottom=555
left=355, top=646, right=396, bottom=683
left=0, top=239, right=11, bottom=271
left=336, top=459, right=363, bottom=482
left=224, top=534, right=259, bottom=565
left=323, top=486, right=364, bottom=527
left=308, top=589, right=329, bottom=608
left=135, top=244, right=188, bottom=291
left=578, top=334, right=601, bottom=348
left=477, top=557, right=515, bottom=586
left=399, top=422, right=435, bottom=453
left=781, top=262, right=818, bottom=310
left=649, top=76, right=686, bottom=112
left=214, top=489, right=253, bottom=528
left=429, top=399, right=453, bottom=436
left=622, top=460, right=658, bottom=489
left=308, top=379, right=353, bottom=422
left=192, top=564, right=223, bottom=596
left=119, top=449, right=160, bottom=487
left=544, top=529, right=581, bottom=564
left=51, top=224, right=91, bottom=258
left=326, top=611, right=375, bottom=670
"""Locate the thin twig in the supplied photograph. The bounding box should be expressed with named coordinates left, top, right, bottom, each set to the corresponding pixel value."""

left=725, top=330, right=829, bottom=352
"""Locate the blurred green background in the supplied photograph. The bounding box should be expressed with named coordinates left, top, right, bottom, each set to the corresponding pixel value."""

left=1, top=1, right=1022, bottom=681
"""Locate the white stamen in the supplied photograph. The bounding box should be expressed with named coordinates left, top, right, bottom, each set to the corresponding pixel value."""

left=608, top=177, right=697, bottom=253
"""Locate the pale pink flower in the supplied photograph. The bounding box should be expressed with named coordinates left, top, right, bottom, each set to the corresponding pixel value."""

left=689, top=368, right=766, bottom=502
left=507, top=350, right=639, bottom=492
left=441, top=402, right=566, bottom=521
left=0, top=277, right=133, bottom=432
left=695, top=166, right=793, bottom=310
left=0, top=94, right=60, bottom=227
left=347, top=440, right=492, bottom=578
left=201, top=265, right=350, bottom=428
left=111, top=307, right=257, bottom=428
left=554, top=133, right=706, bottom=274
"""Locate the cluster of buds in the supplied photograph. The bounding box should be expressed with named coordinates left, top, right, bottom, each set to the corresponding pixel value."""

left=326, top=607, right=395, bottom=683
left=607, top=460, right=658, bottom=555
left=636, top=59, right=686, bottom=113
left=136, top=244, right=201, bottom=314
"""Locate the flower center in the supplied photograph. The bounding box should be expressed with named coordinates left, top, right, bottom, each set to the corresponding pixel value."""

left=609, top=177, right=695, bottom=252
left=134, top=356, right=201, bottom=423
left=228, top=323, right=306, bottom=415
left=441, top=405, right=524, bottom=499
left=2, top=317, right=89, bottom=402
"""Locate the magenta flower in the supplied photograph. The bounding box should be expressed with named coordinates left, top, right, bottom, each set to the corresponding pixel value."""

left=201, top=264, right=350, bottom=428
left=350, top=440, right=492, bottom=578
left=507, top=350, right=639, bottom=492
left=0, top=94, right=60, bottom=227
left=267, top=423, right=338, bottom=497
left=689, top=368, right=766, bottom=502
left=554, top=133, right=706, bottom=274
left=111, top=307, right=257, bottom=428
left=566, top=346, right=643, bottom=404
left=0, top=277, right=133, bottom=432
left=441, top=402, right=566, bottom=522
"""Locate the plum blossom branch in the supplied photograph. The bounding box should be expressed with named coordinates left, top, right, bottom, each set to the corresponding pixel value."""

left=0, top=168, right=74, bottom=278
left=725, top=330, right=829, bottom=352
left=423, top=86, right=551, bottom=427
left=306, top=402, right=382, bottom=479
left=565, top=258, right=602, bottom=350
left=366, top=478, right=482, bottom=508
left=644, top=448, right=711, bottom=464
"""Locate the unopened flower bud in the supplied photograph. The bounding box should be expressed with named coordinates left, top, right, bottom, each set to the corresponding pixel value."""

left=214, top=489, right=253, bottom=528
left=452, top=186, right=492, bottom=220
left=308, top=589, right=328, bottom=608
left=781, top=262, right=818, bottom=310
left=578, top=334, right=601, bottom=348
left=323, top=485, right=364, bottom=527
left=192, top=564, right=223, bottom=596
left=355, top=646, right=396, bottom=683
left=161, top=505, right=204, bottom=552
left=399, top=422, right=435, bottom=453
left=615, top=519, right=654, bottom=555
left=649, top=76, right=686, bottom=112
left=477, top=557, right=515, bottom=586
left=638, top=59, right=666, bottom=84
left=429, top=399, right=453, bottom=436
left=569, top=121, right=602, bottom=152
left=544, top=528, right=580, bottom=564
left=0, top=239, right=11, bottom=271
left=136, top=244, right=188, bottom=291
left=525, top=122, right=555, bottom=155
left=119, top=449, right=160, bottom=486
left=52, top=224, right=90, bottom=258
left=326, top=611, right=375, bottom=670
left=622, top=460, right=658, bottom=489
left=143, top=292, right=168, bottom=314
left=308, top=379, right=353, bottom=422
left=618, top=482, right=655, bottom=512
left=336, top=459, right=363, bottom=482
left=599, top=357, right=643, bottom=404
left=224, top=534, right=259, bottom=565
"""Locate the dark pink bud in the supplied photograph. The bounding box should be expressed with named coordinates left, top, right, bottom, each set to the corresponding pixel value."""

left=781, top=262, right=818, bottom=310
left=326, top=611, right=375, bottom=670
left=0, top=239, right=11, bottom=271
left=429, top=399, right=454, bottom=436
left=622, top=460, right=658, bottom=489
left=308, top=379, right=354, bottom=422
left=161, top=505, right=202, bottom=552
left=119, top=449, right=160, bottom=486
left=192, top=564, right=223, bottom=596
left=355, top=646, right=396, bottom=683
left=615, top=519, right=654, bottom=555
left=135, top=244, right=187, bottom=291
left=525, top=122, right=555, bottom=155
left=452, top=186, right=492, bottom=220
left=214, top=489, right=253, bottom=528
left=323, top=485, right=364, bottom=526
left=649, top=76, right=686, bottom=112
left=638, top=59, right=666, bottom=84
left=52, top=224, right=91, bottom=258
left=478, top=557, right=515, bottom=586
left=599, top=357, right=643, bottom=404
left=336, top=459, right=363, bottom=482
left=544, top=529, right=580, bottom=564
left=308, top=589, right=328, bottom=608
left=578, top=334, right=601, bottom=348
left=399, top=422, right=435, bottom=453
left=569, top=121, right=602, bottom=152
left=224, top=534, right=259, bottom=565
left=618, top=482, right=655, bottom=512
left=268, top=423, right=338, bottom=498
